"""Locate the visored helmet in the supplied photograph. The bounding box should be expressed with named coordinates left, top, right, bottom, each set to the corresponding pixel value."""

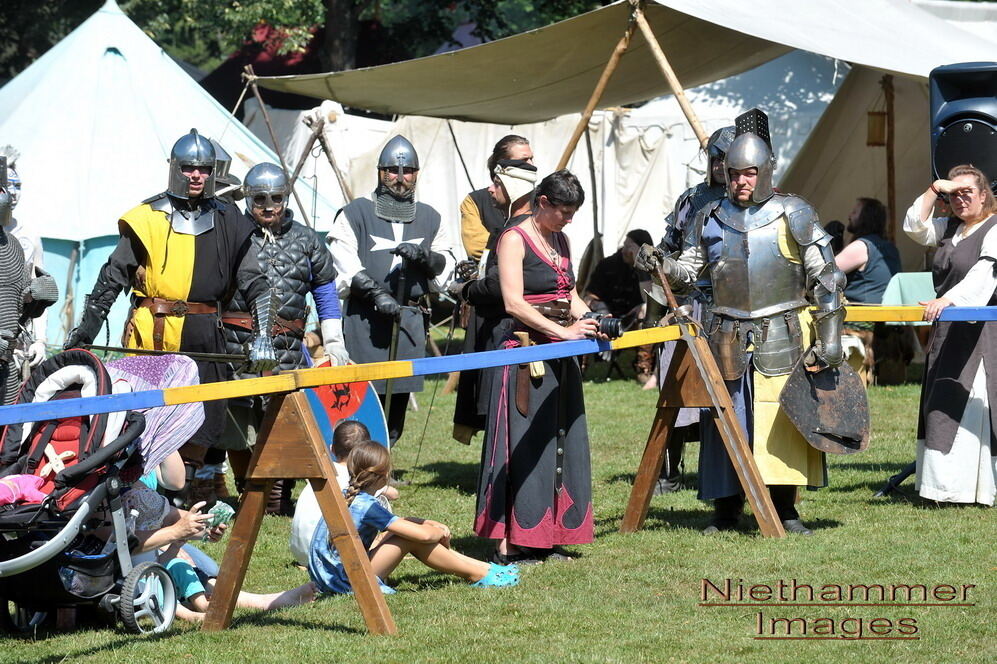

left=706, top=125, right=735, bottom=186
left=377, top=135, right=419, bottom=176
left=243, top=162, right=289, bottom=212
left=168, top=129, right=216, bottom=199
left=725, top=109, right=776, bottom=206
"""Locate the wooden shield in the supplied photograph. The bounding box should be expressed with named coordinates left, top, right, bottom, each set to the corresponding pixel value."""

left=778, top=359, right=870, bottom=454
left=303, top=358, right=390, bottom=455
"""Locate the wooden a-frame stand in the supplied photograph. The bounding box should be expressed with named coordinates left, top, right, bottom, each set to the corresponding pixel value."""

left=620, top=305, right=786, bottom=538
left=203, top=391, right=397, bottom=633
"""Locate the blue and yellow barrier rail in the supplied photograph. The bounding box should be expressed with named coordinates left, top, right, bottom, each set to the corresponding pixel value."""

left=0, top=305, right=994, bottom=427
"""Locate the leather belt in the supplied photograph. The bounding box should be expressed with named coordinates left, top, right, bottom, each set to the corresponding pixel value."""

left=530, top=300, right=571, bottom=327
left=135, top=297, right=218, bottom=351
left=222, top=311, right=306, bottom=338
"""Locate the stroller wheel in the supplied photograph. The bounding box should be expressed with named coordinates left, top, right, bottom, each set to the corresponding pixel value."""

left=0, top=599, right=48, bottom=634
left=118, top=562, right=177, bottom=634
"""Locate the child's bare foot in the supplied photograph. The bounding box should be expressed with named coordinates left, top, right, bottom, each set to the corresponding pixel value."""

left=257, top=582, right=316, bottom=610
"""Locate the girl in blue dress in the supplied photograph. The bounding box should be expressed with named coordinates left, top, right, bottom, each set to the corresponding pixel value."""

left=309, top=442, right=519, bottom=594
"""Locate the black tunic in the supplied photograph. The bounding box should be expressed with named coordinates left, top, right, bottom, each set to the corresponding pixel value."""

left=917, top=214, right=997, bottom=454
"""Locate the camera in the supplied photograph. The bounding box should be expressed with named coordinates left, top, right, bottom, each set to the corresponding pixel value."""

left=581, top=312, right=624, bottom=339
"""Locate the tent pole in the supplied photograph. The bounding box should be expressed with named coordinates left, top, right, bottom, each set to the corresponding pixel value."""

left=244, top=65, right=315, bottom=228
left=289, top=116, right=324, bottom=186
left=634, top=10, right=709, bottom=148
left=882, top=75, right=896, bottom=241
left=305, top=114, right=354, bottom=202
left=556, top=10, right=636, bottom=170
left=447, top=120, right=476, bottom=190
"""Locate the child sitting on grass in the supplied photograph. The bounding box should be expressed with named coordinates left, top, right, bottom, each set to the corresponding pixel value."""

left=309, top=442, right=519, bottom=594
left=290, top=420, right=397, bottom=565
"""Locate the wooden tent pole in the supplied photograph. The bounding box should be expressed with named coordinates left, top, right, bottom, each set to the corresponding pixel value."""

left=305, top=114, right=355, bottom=202
left=882, top=75, right=897, bottom=241
left=634, top=10, right=709, bottom=148
left=244, top=65, right=315, bottom=228
left=556, top=13, right=636, bottom=170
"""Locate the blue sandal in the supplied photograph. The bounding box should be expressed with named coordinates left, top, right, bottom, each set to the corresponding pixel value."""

left=471, top=563, right=520, bottom=588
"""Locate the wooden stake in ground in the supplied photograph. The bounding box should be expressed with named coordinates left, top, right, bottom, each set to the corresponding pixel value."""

left=203, top=391, right=396, bottom=634
left=621, top=273, right=785, bottom=538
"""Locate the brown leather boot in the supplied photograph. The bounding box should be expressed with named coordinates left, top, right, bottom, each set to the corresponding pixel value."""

left=214, top=472, right=230, bottom=500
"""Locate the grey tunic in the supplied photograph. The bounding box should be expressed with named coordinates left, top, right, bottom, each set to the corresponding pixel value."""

left=335, top=197, right=442, bottom=394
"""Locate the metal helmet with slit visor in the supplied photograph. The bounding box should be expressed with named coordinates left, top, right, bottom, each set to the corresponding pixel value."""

left=244, top=162, right=289, bottom=213
left=167, top=129, right=216, bottom=200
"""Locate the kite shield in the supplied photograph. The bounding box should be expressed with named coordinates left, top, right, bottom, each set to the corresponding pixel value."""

left=779, top=359, right=870, bottom=454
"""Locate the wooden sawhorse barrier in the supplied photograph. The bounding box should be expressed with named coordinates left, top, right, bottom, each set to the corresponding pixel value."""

left=620, top=315, right=786, bottom=538
left=203, top=391, right=396, bottom=633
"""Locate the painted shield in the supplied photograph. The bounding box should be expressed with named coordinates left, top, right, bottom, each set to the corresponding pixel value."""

left=778, top=358, right=870, bottom=454
left=303, top=358, right=389, bottom=457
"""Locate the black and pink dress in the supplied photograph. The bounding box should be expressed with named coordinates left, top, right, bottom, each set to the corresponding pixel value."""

left=474, top=226, right=594, bottom=548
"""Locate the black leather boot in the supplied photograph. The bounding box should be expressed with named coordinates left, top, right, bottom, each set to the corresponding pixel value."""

left=702, top=494, right=744, bottom=534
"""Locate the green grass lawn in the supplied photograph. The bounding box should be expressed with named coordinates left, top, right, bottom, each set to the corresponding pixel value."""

left=2, top=372, right=993, bottom=663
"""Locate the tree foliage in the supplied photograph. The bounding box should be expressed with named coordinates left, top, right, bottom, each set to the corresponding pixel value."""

left=0, top=0, right=610, bottom=79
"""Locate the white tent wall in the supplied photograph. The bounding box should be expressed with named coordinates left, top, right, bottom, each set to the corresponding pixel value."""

left=626, top=51, right=847, bottom=189
left=0, top=0, right=341, bottom=345
left=780, top=67, right=933, bottom=271
left=245, top=104, right=676, bottom=262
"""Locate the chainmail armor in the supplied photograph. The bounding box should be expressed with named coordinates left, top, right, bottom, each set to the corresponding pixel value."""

left=373, top=185, right=416, bottom=223
left=0, top=227, right=26, bottom=403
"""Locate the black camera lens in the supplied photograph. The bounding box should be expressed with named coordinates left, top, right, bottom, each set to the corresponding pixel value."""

left=599, top=317, right=624, bottom=339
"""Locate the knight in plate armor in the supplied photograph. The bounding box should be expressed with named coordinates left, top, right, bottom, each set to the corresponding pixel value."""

left=0, top=156, right=57, bottom=405
left=327, top=135, right=456, bottom=445
left=220, top=162, right=347, bottom=513
left=640, top=125, right=736, bottom=494
left=65, top=130, right=276, bottom=502
left=648, top=109, right=845, bottom=535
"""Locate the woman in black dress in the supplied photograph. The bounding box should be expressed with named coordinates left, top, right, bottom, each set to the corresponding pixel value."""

left=475, top=170, right=607, bottom=563
left=904, top=164, right=997, bottom=505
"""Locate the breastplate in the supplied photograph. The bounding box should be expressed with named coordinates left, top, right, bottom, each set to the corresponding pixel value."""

left=710, top=204, right=807, bottom=319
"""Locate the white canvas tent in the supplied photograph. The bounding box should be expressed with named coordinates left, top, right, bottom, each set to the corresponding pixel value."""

left=0, top=0, right=340, bottom=343
left=244, top=98, right=677, bottom=262
left=253, top=0, right=996, bottom=270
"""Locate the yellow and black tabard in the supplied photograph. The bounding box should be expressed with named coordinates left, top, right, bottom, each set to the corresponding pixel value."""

left=106, top=194, right=268, bottom=452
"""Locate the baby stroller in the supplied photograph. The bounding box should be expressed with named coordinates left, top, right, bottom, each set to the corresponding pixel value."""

left=0, top=350, right=177, bottom=634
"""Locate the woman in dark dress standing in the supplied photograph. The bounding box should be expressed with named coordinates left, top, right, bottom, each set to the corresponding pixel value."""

left=904, top=164, right=997, bottom=505
left=475, top=170, right=605, bottom=563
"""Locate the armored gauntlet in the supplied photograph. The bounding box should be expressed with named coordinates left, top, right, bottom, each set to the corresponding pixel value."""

left=247, top=289, right=279, bottom=373
left=810, top=261, right=846, bottom=367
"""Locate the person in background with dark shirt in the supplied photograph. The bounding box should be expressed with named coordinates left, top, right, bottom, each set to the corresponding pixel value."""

left=583, top=228, right=654, bottom=384
left=836, top=197, right=903, bottom=384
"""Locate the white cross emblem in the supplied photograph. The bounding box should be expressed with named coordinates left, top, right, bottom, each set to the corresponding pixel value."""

left=370, top=233, right=425, bottom=271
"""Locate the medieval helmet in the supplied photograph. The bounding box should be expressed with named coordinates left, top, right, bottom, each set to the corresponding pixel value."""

left=377, top=135, right=419, bottom=176
left=243, top=162, right=289, bottom=213
left=724, top=109, right=776, bottom=206
left=705, top=125, right=735, bottom=187
left=167, top=129, right=216, bottom=200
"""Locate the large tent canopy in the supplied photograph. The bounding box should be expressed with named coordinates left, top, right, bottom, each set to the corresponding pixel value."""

left=255, top=0, right=997, bottom=124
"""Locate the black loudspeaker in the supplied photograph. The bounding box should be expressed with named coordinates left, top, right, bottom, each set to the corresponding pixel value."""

left=929, top=62, right=997, bottom=189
